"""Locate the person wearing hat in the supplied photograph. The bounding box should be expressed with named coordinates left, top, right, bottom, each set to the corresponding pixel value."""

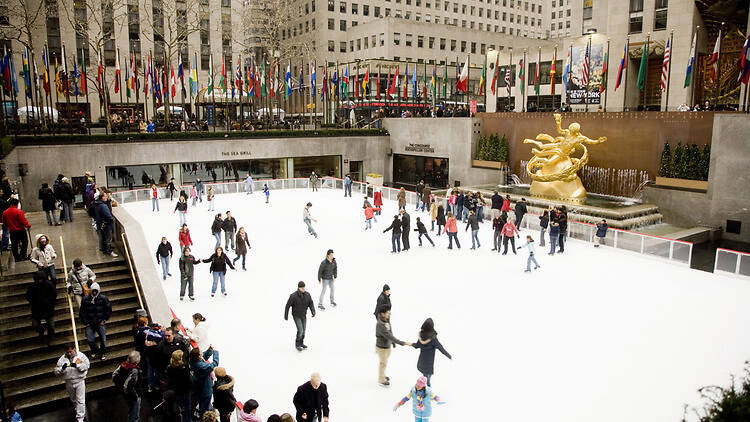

left=373, top=285, right=391, bottom=317
left=393, top=376, right=446, bottom=421
left=79, top=282, right=111, bottom=360
left=284, top=281, right=316, bottom=351
left=30, top=234, right=57, bottom=283
left=212, top=367, right=237, bottom=422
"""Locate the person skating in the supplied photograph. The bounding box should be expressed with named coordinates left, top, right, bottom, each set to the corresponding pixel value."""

left=548, top=220, right=560, bottom=255
left=490, top=191, right=501, bottom=219
left=344, top=174, right=352, bottom=197
left=284, top=281, right=316, bottom=351
left=26, top=271, right=57, bottom=345
left=222, top=211, right=237, bottom=251
left=174, top=197, right=188, bottom=226
left=211, top=214, right=224, bottom=249
left=421, top=185, right=431, bottom=213
left=39, top=183, right=60, bottom=226
left=539, top=210, right=549, bottom=247
left=435, top=204, right=445, bottom=236
left=112, top=351, right=143, bottom=422
left=303, top=203, right=318, bottom=239
left=156, top=236, right=173, bottom=280
left=244, top=173, right=254, bottom=194
left=30, top=234, right=57, bottom=283
left=393, top=376, right=446, bottom=421
left=195, top=178, right=204, bottom=202
left=501, top=194, right=512, bottom=213
left=232, top=227, right=251, bottom=270
left=317, top=249, right=338, bottom=310
left=455, top=191, right=464, bottom=222
left=178, top=224, right=192, bottom=254
left=212, top=367, right=237, bottom=422
left=364, top=204, right=375, bottom=230
left=79, top=282, right=111, bottom=359
left=429, top=199, right=437, bottom=231
left=514, top=198, right=528, bottom=229
left=2, top=198, right=31, bottom=262
left=415, top=180, right=425, bottom=211
left=373, top=189, right=383, bottom=216
left=491, top=214, right=504, bottom=252
left=501, top=216, right=520, bottom=255
left=263, top=184, right=270, bottom=203
left=464, top=210, right=480, bottom=250
left=518, top=235, right=541, bottom=272
left=445, top=212, right=460, bottom=250
left=207, top=186, right=216, bottom=211
left=66, top=258, right=96, bottom=308
left=189, top=185, right=198, bottom=206
left=475, top=191, right=486, bottom=222
left=309, top=172, right=319, bottom=192
left=202, top=246, right=235, bottom=297
left=413, top=217, right=434, bottom=247
left=151, top=184, right=160, bottom=212
left=167, top=178, right=177, bottom=201
left=54, top=343, right=90, bottom=422
left=178, top=247, right=200, bottom=301
left=383, top=215, right=402, bottom=253
left=557, top=206, right=568, bottom=253
left=293, top=373, right=329, bottom=422
left=411, top=318, right=452, bottom=386
left=400, top=209, right=411, bottom=251
left=595, top=219, right=608, bottom=247
left=189, top=346, right=220, bottom=418
left=373, top=284, right=391, bottom=317
left=376, top=305, right=410, bottom=387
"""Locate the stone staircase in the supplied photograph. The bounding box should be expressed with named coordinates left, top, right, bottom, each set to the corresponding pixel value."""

left=0, top=258, right=141, bottom=410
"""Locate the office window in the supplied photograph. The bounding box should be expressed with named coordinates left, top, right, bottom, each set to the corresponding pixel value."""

left=385, top=7, right=391, bottom=15
left=406, top=33, right=412, bottom=46
left=417, top=0, right=421, bottom=5
left=328, top=0, right=334, bottom=11
left=654, top=0, right=668, bottom=30
left=312, top=1, right=315, bottom=11
left=340, top=20, right=346, bottom=30
left=363, top=4, right=369, bottom=15
left=461, top=19, right=466, bottom=27
left=453, top=3, right=458, bottom=12
left=440, top=37, right=446, bottom=50
left=305, top=3, right=309, bottom=14
left=418, top=35, right=424, bottom=48
left=565, top=20, right=569, bottom=28
left=426, top=1, right=431, bottom=8
left=340, top=41, right=346, bottom=52
left=352, top=3, right=358, bottom=13
left=629, top=15, right=642, bottom=33
left=429, top=36, right=435, bottom=48
left=524, top=16, right=528, bottom=24
left=405, top=11, right=411, bottom=19
left=380, top=32, right=385, bottom=46
left=328, top=40, right=335, bottom=51
left=352, top=20, right=357, bottom=26
left=349, top=40, right=354, bottom=51
left=426, top=14, right=431, bottom=22
left=371, top=35, right=376, bottom=47
left=305, top=21, right=309, bottom=32
left=558, top=21, right=562, bottom=29
left=340, top=1, right=346, bottom=12
left=567, top=8, right=571, bottom=16
left=558, top=10, right=562, bottom=18
left=416, top=12, right=421, bottom=21
left=470, top=5, right=475, bottom=15
left=583, top=7, right=592, bottom=19
left=393, top=32, right=400, bottom=45
left=460, top=40, right=466, bottom=52
left=312, top=18, right=316, bottom=29
left=450, top=39, right=456, bottom=51
left=395, top=9, right=401, bottom=17
left=365, top=37, right=369, bottom=49
left=471, top=41, right=476, bottom=53
left=375, top=6, right=380, bottom=16
left=552, top=0, right=555, bottom=6
left=503, top=11, right=506, bottom=20
left=357, top=39, right=361, bottom=50
left=629, top=0, right=643, bottom=12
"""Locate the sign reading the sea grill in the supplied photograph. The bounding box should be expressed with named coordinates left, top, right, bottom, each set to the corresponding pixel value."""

left=405, top=143, right=435, bottom=153
left=221, top=151, right=252, bottom=157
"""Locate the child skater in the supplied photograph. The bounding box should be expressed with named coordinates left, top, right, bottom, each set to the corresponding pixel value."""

left=517, top=235, right=540, bottom=272
left=393, top=376, right=446, bottom=422
left=364, top=204, right=375, bottom=230
left=263, top=184, right=270, bottom=203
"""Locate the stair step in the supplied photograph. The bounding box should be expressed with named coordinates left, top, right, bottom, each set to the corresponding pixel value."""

left=0, top=271, right=133, bottom=299
left=0, top=293, right=137, bottom=324
left=3, top=358, right=122, bottom=399
left=1, top=262, right=128, bottom=285
left=11, top=377, right=115, bottom=411
left=0, top=265, right=130, bottom=291
left=0, top=289, right=140, bottom=324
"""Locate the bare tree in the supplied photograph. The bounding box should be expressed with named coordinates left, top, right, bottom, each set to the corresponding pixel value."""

left=235, top=0, right=313, bottom=66
left=0, top=0, right=46, bottom=53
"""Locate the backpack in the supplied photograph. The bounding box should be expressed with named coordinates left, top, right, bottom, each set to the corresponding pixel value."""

left=145, top=325, right=164, bottom=345
left=112, top=366, right=129, bottom=390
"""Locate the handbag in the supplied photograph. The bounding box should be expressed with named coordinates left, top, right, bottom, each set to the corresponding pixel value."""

left=72, top=271, right=90, bottom=296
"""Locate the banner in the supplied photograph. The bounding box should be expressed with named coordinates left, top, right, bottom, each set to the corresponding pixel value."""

left=567, top=39, right=605, bottom=104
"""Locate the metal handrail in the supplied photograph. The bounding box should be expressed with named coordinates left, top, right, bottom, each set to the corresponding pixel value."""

left=120, top=233, right=145, bottom=309
left=59, top=236, right=80, bottom=352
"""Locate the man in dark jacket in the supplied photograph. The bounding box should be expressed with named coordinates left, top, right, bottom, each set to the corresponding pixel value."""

left=38, top=183, right=60, bottom=226
left=465, top=210, right=480, bottom=249
left=79, top=282, right=111, bottom=359
left=222, top=211, right=237, bottom=251
left=399, top=209, right=411, bottom=251
left=415, top=180, right=425, bottom=211
left=383, top=215, right=402, bottom=253
left=293, top=373, right=329, bottom=422
left=194, top=178, right=204, bottom=202
left=112, top=351, right=143, bottom=422
left=92, top=192, right=117, bottom=257
left=373, top=284, right=391, bottom=316
left=317, top=249, right=337, bottom=310
left=26, top=271, right=57, bottom=344
left=156, top=328, right=190, bottom=371
left=285, top=281, right=316, bottom=351
left=375, top=306, right=409, bottom=386
left=56, top=176, right=75, bottom=223
left=490, top=191, right=502, bottom=219
left=514, top=198, right=528, bottom=229
left=211, top=214, right=223, bottom=249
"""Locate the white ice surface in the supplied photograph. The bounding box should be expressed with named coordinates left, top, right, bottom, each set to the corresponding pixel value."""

left=123, top=189, right=750, bottom=422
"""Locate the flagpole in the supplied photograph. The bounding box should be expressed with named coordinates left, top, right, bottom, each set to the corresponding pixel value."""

left=623, top=36, right=630, bottom=111
left=117, top=47, right=123, bottom=106
left=715, top=22, right=724, bottom=108
left=552, top=45, right=557, bottom=112
left=690, top=27, right=699, bottom=108
left=63, top=45, right=72, bottom=134
left=313, top=59, right=317, bottom=127
left=585, top=36, right=592, bottom=113
left=537, top=46, right=541, bottom=110
left=30, top=50, right=41, bottom=133
left=508, top=48, right=513, bottom=111
left=211, top=53, right=216, bottom=132
left=665, top=29, right=674, bottom=111
left=642, top=33, right=650, bottom=111
left=522, top=49, right=527, bottom=112
left=603, top=38, right=609, bottom=112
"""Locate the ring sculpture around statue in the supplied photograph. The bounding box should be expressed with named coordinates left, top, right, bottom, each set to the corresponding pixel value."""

left=522, top=113, right=607, bottom=200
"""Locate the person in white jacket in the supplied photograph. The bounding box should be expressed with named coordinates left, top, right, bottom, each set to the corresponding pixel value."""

left=54, top=344, right=90, bottom=422
left=65, top=259, right=97, bottom=308
left=185, top=312, right=210, bottom=352
left=30, top=234, right=57, bottom=283
left=303, top=203, right=318, bottom=239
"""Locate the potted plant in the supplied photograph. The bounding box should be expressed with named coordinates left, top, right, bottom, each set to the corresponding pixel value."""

left=473, top=134, right=509, bottom=169
left=655, top=142, right=710, bottom=190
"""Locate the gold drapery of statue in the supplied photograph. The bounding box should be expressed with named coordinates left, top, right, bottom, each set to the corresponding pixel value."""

left=523, top=113, right=607, bottom=199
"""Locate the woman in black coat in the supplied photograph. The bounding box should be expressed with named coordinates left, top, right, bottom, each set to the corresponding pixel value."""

left=202, top=247, right=235, bottom=297
left=411, top=318, right=452, bottom=387
left=436, top=205, right=446, bottom=236
left=38, top=183, right=60, bottom=226
left=383, top=215, right=402, bottom=253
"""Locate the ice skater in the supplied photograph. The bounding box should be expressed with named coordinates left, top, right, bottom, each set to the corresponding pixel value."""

left=400, top=209, right=411, bottom=251
left=263, top=184, right=270, bottom=203
left=429, top=199, right=437, bottom=231
left=244, top=173, right=254, bottom=194
left=303, top=203, right=318, bottom=238
left=178, top=224, right=193, bottom=254
left=222, top=211, right=237, bottom=251
left=151, top=184, right=160, bottom=212
left=364, top=204, right=375, bottom=230
left=155, top=236, right=173, bottom=280
left=317, top=249, right=337, bottom=310
left=411, top=318, right=452, bottom=386
left=435, top=203, right=445, bottom=236
left=232, top=227, right=251, bottom=270
left=595, top=219, right=608, bottom=247
left=548, top=220, right=560, bottom=255
left=211, top=214, right=224, bottom=249
left=393, top=376, right=446, bottom=421
left=178, top=246, right=200, bottom=301
left=517, top=235, right=541, bottom=272
left=206, top=186, right=215, bottom=211
left=284, top=281, right=316, bottom=351
left=195, top=178, right=204, bottom=202
left=514, top=198, right=528, bottom=229
left=202, top=246, right=235, bottom=297
left=464, top=210, right=480, bottom=249
left=373, top=188, right=383, bottom=215
left=344, top=174, right=352, bottom=197
left=557, top=206, right=568, bottom=253
left=383, top=215, right=402, bottom=253
left=309, top=172, right=319, bottom=192
left=376, top=305, right=410, bottom=387
left=491, top=213, right=505, bottom=251
left=445, top=212, right=460, bottom=250
left=189, top=185, right=198, bottom=206
left=501, top=215, right=520, bottom=255
left=397, top=187, right=406, bottom=210
left=539, top=209, right=549, bottom=247
left=167, top=178, right=177, bottom=201
left=373, top=284, right=391, bottom=317
left=413, top=217, right=434, bottom=247
left=174, top=196, right=188, bottom=226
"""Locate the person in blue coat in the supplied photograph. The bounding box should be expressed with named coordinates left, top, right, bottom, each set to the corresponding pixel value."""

left=595, top=219, right=608, bottom=247
left=393, top=376, right=446, bottom=422
left=548, top=220, right=560, bottom=255
left=411, top=318, right=451, bottom=387
left=190, top=346, right=220, bottom=418
left=244, top=173, right=254, bottom=194
left=344, top=174, right=352, bottom=197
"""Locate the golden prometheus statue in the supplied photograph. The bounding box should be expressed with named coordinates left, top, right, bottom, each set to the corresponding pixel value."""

left=523, top=113, right=607, bottom=200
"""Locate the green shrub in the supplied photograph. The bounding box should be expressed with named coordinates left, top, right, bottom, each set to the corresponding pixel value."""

left=687, top=144, right=701, bottom=180
left=684, top=362, right=750, bottom=422
left=658, top=142, right=671, bottom=177
left=671, top=142, right=684, bottom=179
left=499, top=134, right=509, bottom=162
left=699, top=145, right=711, bottom=181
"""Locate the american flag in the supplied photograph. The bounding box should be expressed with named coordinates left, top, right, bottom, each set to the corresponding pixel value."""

left=505, top=66, right=511, bottom=95
left=582, top=42, right=590, bottom=86
left=660, top=38, right=671, bottom=91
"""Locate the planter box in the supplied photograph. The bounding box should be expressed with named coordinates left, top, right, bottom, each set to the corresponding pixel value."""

left=366, top=174, right=384, bottom=186
left=472, top=160, right=507, bottom=169
left=655, top=177, right=708, bottom=191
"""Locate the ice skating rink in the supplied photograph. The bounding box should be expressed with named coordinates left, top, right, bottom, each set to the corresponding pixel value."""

left=123, top=189, right=750, bottom=422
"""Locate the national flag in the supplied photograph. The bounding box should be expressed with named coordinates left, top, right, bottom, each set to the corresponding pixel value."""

left=41, top=46, right=50, bottom=95
left=0, top=47, right=9, bottom=93
left=563, top=48, right=571, bottom=90
left=456, top=56, right=469, bottom=92
left=342, top=65, right=349, bottom=97
left=9, top=50, right=18, bottom=96
left=684, top=33, right=696, bottom=88
left=505, top=66, right=511, bottom=95
left=248, top=60, right=256, bottom=97
left=422, top=63, right=427, bottom=98
left=61, top=44, right=68, bottom=93
left=362, top=66, right=370, bottom=95
left=354, top=67, right=359, bottom=98
left=254, top=66, right=260, bottom=98
left=23, top=48, right=33, bottom=99
left=178, top=54, right=185, bottom=95
left=311, top=61, right=316, bottom=97
left=220, top=55, right=226, bottom=94
left=709, top=31, right=721, bottom=82
left=518, top=58, right=525, bottom=93
left=534, top=61, right=540, bottom=95
left=72, top=58, right=78, bottom=96
left=207, top=54, right=214, bottom=95
left=478, top=61, right=485, bottom=95
left=191, top=52, right=198, bottom=95
left=80, top=49, right=87, bottom=95
left=298, top=63, right=303, bottom=94
left=321, top=71, right=327, bottom=100
left=600, top=48, right=608, bottom=94
left=739, top=33, right=750, bottom=84
left=269, top=59, right=276, bottom=99
left=170, top=66, right=176, bottom=99
left=388, top=66, right=398, bottom=95
left=491, top=53, right=500, bottom=95
left=260, top=60, right=266, bottom=97
left=125, top=54, right=131, bottom=98
left=660, top=37, right=670, bottom=91
left=411, top=64, right=417, bottom=99
left=550, top=51, right=557, bottom=96
left=96, top=52, right=103, bottom=95
left=582, top=42, right=590, bottom=86
left=54, top=57, right=61, bottom=95
left=615, top=43, right=627, bottom=90
left=332, top=68, right=338, bottom=99
left=637, top=39, right=648, bottom=90
left=285, top=62, right=291, bottom=96
left=430, top=63, right=436, bottom=96
left=33, top=59, right=40, bottom=97
left=403, top=64, right=408, bottom=98
left=145, top=54, right=151, bottom=96
left=442, top=62, right=447, bottom=98
left=114, top=47, right=121, bottom=93
left=376, top=66, right=380, bottom=98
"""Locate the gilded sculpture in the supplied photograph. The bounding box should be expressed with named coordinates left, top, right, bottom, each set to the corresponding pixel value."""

left=523, top=113, right=607, bottom=199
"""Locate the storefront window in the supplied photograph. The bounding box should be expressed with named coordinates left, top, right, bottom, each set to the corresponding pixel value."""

left=393, top=154, right=449, bottom=189
left=293, top=155, right=341, bottom=178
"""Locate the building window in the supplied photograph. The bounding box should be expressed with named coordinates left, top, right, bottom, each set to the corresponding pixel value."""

left=629, top=0, right=643, bottom=12
left=328, top=18, right=334, bottom=29
left=380, top=33, right=385, bottom=46
left=460, top=40, right=466, bottom=52
left=328, top=0, right=334, bottom=11
left=418, top=35, right=424, bottom=48
left=357, top=39, right=361, bottom=50
left=654, top=0, right=668, bottom=30
left=363, top=4, right=369, bottom=15
left=340, top=1, right=346, bottom=12
left=450, top=39, right=456, bottom=51
left=440, top=37, right=446, bottom=50
left=583, top=7, right=592, bottom=19
left=328, top=40, right=335, bottom=51
left=629, top=14, right=642, bottom=33
left=375, top=6, right=380, bottom=16
left=405, top=33, right=413, bottom=46
left=352, top=3, right=358, bottom=13
left=312, top=1, right=315, bottom=11
left=364, top=37, right=369, bottom=48
left=471, top=41, right=476, bottom=53
left=340, top=20, right=346, bottom=30
left=393, top=32, right=400, bottom=45
left=352, top=20, right=357, bottom=26
left=385, top=8, right=391, bottom=16
left=429, top=36, right=435, bottom=48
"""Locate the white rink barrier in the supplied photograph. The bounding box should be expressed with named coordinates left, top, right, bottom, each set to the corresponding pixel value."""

left=714, top=248, right=750, bottom=278
left=111, top=177, right=693, bottom=267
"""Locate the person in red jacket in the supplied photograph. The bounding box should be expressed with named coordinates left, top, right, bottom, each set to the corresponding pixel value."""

left=2, top=198, right=31, bottom=262
left=500, top=194, right=512, bottom=213
left=445, top=212, right=460, bottom=250
left=373, top=189, right=383, bottom=216
left=364, top=205, right=375, bottom=230
left=178, top=224, right=193, bottom=254
left=501, top=216, right=520, bottom=255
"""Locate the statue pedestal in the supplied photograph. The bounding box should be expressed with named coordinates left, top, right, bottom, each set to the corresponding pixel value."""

left=530, top=176, right=587, bottom=200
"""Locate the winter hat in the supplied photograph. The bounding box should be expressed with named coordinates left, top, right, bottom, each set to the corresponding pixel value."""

left=416, top=376, right=428, bottom=389
left=298, top=281, right=305, bottom=288
left=90, top=282, right=101, bottom=292
left=383, top=284, right=390, bottom=292
left=214, top=367, right=227, bottom=377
